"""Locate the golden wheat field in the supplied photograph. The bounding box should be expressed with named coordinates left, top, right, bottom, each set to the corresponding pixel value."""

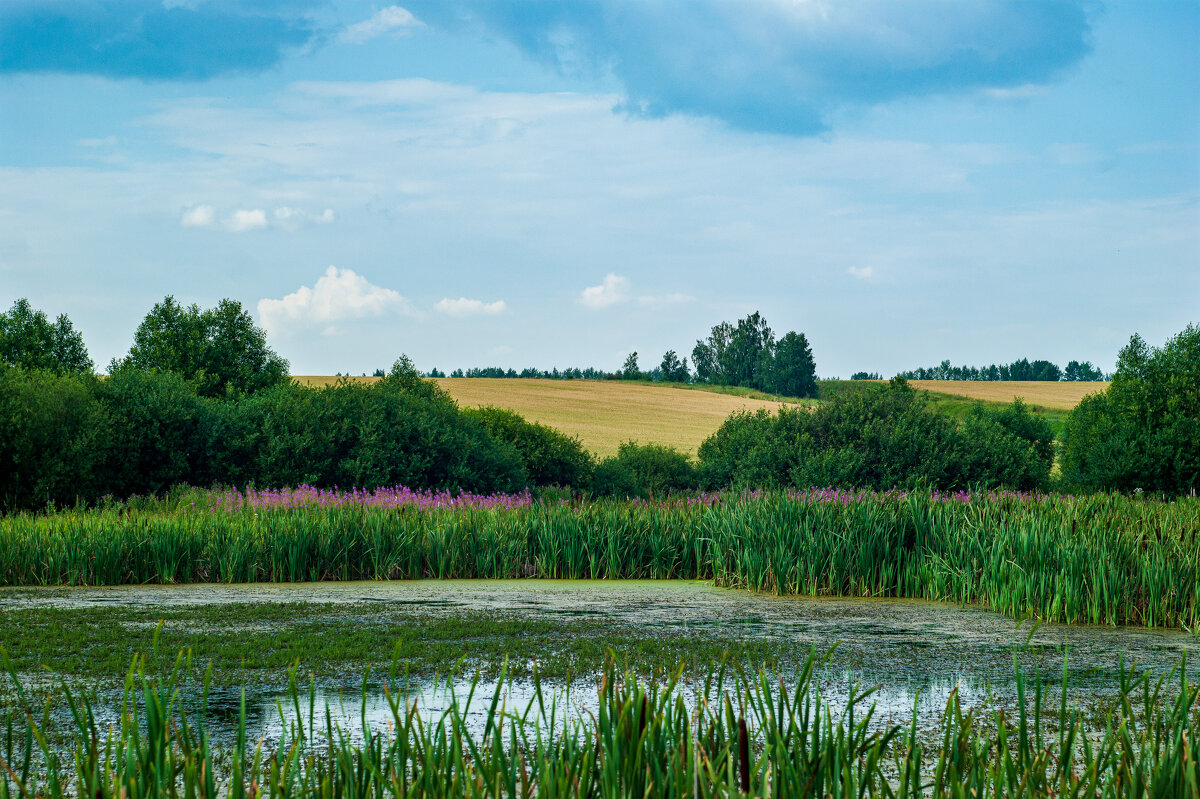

left=904, top=380, right=1109, bottom=410
left=294, top=376, right=789, bottom=456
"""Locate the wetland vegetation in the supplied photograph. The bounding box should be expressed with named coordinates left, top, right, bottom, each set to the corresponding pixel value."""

left=2, top=489, right=1199, bottom=628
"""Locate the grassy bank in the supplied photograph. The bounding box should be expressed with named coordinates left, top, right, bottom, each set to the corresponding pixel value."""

left=1, top=651, right=1195, bottom=798
left=3, top=490, right=1198, bottom=628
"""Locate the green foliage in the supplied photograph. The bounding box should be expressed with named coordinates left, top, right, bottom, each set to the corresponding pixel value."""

left=95, top=369, right=221, bottom=498
left=657, top=349, right=690, bottom=382
left=621, top=351, right=641, bottom=380
left=900, top=357, right=1066, bottom=381
left=113, top=296, right=288, bottom=397
left=1062, top=325, right=1200, bottom=495
left=0, top=298, right=93, bottom=375
left=2, top=491, right=1199, bottom=629
left=0, top=366, right=530, bottom=511
left=465, top=405, right=594, bottom=488
left=699, top=379, right=1053, bottom=492
left=1063, top=359, right=1104, bottom=381
left=0, top=368, right=104, bottom=509
left=767, top=331, right=817, bottom=398
left=3, top=643, right=1198, bottom=798
left=592, top=442, right=697, bottom=498
left=691, top=312, right=817, bottom=398
left=850, top=371, right=882, bottom=380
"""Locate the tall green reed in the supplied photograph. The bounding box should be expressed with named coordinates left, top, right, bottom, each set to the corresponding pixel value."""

left=2, top=650, right=1197, bottom=798
left=2, top=491, right=1198, bottom=628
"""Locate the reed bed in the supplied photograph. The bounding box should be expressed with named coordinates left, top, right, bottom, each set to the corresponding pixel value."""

left=2, top=651, right=1197, bottom=798
left=2, top=491, right=1198, bottom=628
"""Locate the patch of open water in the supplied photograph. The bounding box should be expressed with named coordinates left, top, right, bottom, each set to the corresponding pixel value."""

left=4, top=580, right=1194, bottom=740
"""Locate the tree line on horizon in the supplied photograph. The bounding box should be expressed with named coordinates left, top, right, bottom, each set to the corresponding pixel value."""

left=871, top=358, right=1109, bottom=382
left=2, top=296, right=1195, bottom=503
left=432, top=312, right=820, bottom=399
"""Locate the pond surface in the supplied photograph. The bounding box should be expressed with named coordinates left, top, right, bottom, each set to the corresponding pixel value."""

left=4, top=580, right=1194, bottom=738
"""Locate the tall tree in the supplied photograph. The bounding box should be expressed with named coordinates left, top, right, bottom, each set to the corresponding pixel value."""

left=621, top=352, right=641, bottom=380
left=769, top=331, right=818, bottom=398
left=0, top=298, right=93, bottom=375
left=1063, top=360, right=1104, bottom=381
left=658, top=350, right=690, bottom=383
left=726, top=312, right=775, bottom=389
left=113, top=296, right=288, bottom=397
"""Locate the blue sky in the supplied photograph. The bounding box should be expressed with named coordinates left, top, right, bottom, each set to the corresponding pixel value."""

left=0, top=0, right=1196, bottom=377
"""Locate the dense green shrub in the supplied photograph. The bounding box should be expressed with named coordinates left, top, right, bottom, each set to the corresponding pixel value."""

left=95, top=369, right=221, bottom=498
left=220, top=379, right=528, bottom=495
left=699, top=379, right=1053, bottom=492
left=592, top=442, right=697, bottom=499
left=0, top=362, right=530, bottom=512
left=464, top=406, right=594, bottom=488
left=0, top=368, right=105, bottom=509
left=1061, top=325, right=1199, bottom=495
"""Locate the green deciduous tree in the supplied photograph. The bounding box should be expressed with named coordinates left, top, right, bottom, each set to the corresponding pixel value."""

left=113, top=296, right=289, bottom=397
left=621, top=352, right=641, bottom=380
left=768, top=331, right=818, bottom=398
left=658, top=350, right=690, bottom=383
left=0, top=298, right=93, bottom=375
left=1061, top=325, right=1199, bottom=495
left=1063, top=360, right=1104, bottom=381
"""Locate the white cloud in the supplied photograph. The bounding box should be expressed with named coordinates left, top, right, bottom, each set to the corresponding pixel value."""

left=847, top=266, right=875, bottom=280
left=580, top=273, right=630, bottom=308
left=181, top=204, right=332, bottom=232
left=340, top=6, right=420, bottom=44
left=228, top=209, right=268, bottom=232
left=180, top=204, right=215, bottom=227
left=434, top=297, right=506, bottom=316
left=258, top=266, right=409, bottom=336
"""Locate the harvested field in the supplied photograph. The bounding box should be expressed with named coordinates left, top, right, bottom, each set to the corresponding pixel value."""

left=904, top=380, right=1108, bottom=409
left=294, top=376, right=789, bottom=456
left=436, top=378, right=788, bottom=456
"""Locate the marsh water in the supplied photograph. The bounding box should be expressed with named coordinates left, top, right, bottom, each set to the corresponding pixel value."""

left=4, top=580, right=1195, bottom=740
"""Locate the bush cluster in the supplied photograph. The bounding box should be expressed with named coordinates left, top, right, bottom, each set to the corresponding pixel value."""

left=1061, top=325, right=1199, bottom=496
left=697, top=379, right=1054, bottom=492
left=0, top=363, right=531, bottom=512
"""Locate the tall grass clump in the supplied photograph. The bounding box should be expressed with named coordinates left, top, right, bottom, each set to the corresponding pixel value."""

left=2, top=489, right=1198, bottom=629
left=2, top=651, right=1198, bottom=798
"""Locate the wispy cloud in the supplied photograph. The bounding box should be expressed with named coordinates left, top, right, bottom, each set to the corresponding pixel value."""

left=340, top=6, right=421, bottom=44
left=580, top=273, right=630, bottom=308
left=434, top=297, right=506, bottom=316
left=180, top=204, right=216, bottom=228
left=181, top=205, right=331, bottom=232
left=258, top=266, right=409, bottom=337
left=847, top=266, right=875, bottom=280
left=582, top=274, right=694, bottom=308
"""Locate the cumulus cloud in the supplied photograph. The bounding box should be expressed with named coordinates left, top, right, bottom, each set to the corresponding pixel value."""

left=434, top=297, right=506, bottom=316
left=405, top=0, right=1093, bottom=134
left=340, top=6, right=421, bottom=44
left=847, top=266, right=875, bottom=280
left=227, top=209, right=268, bottom=232
left=580, top=273, right=630, bottom=308
left=0, top=1, right=319, bottom=80
left=258, top=266, right=409, bottom=336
